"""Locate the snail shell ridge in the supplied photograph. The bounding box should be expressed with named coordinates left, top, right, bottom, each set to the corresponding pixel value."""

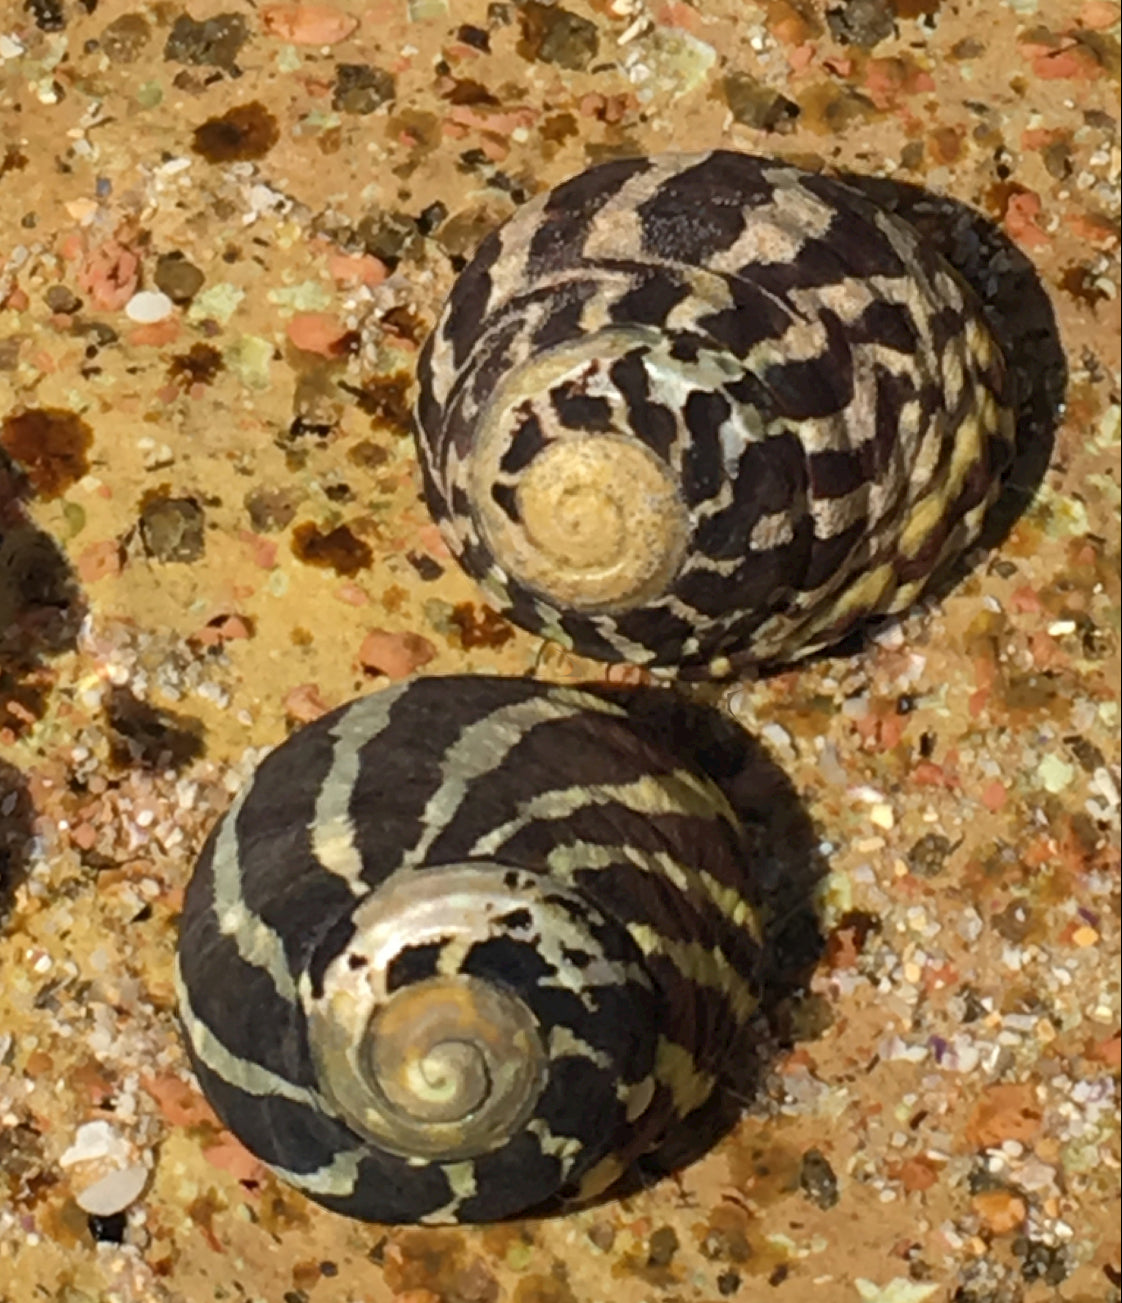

left=414, top=150, right=1015, bottom=676
left=175, top=676, right=763, bottom=1224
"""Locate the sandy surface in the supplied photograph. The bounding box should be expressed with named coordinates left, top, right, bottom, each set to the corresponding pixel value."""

left=0, top=1, right=1118, bottom=1301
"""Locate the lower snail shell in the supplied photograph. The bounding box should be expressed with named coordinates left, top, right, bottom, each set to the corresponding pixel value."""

left=176, top=676, right=762, bottom=1224
left=414, top=150, right=1016, bottom=677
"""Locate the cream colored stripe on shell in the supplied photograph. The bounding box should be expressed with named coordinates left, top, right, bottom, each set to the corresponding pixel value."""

left=394, top=690, right=629, bottom=872
left=525, top=1118, right=584, bottom=1184
left=544, top=838, right=762, bottom=945
left=310, top=689, right=403, bottom=888
left=704, top=174, right=836, bottom=273
left=173, top=956, right=322, bottom=1106
left=546, top=840, right=760, bottom=1025
left=467, top=768, right=742, bottom=861
left=468, top=778, right=759, bottom=1021
left=571, top=1038, right=716, bottom=1203
left=654, top=1036, right=717, bottom=1116
left=417, top=1161, right=480, bottom=1225
left=271, top=1145, right=364, bottom=1198
left=580, top=153, right=710, bottom=262
left=627, top=924, right=758, bottom=1023
left=206, top=782, right=298, bottom=1004
left=580, top=618, right=664, bottom=667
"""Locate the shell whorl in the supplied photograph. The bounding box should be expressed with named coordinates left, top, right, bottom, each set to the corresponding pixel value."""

left=467, top=332, right=690, bottom=612
left=415, top=150, right=1015, bottom=676
left=175, top=677, right=763, bottom=1224
left=305, top=869, right=550, bottom=1161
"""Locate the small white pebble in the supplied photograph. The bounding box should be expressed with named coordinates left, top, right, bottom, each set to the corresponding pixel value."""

left=870, top=803, right=895, bottom=830
left=124, top=290, right=174, bottom=323
left=761, top=721, right=794, bottom=753
left=60, top=1120, right=130, bottom=1168
left=76, top=1163, right=148, bottom=1216
left=850, top=785, right=887, bottom=805
left=872, top=623, right=906, bottom=650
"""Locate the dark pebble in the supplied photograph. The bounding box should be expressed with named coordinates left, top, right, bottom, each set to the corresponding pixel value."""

left=407, top=552, right=444, bottom=582
left=25, top=0, right=65, bottom=32
left=139, top=495, right=206, bottom=563
left=518, top=1, right=599, bottom=70
left=101, top=12, right=151, bottom=63
left=991, top=899, right=1033, bottom=944
left=907, top=832, right=955, bottom=877
left=799, top=1147, right=839, bottom=1209
left=332, top=64, right=396, bottom=115
left=826, top=0, right=896, bottom=47
left=416, top=201, right=448, bottom=236
left=646, top=1225, right=679, bottom=1267
left=154, top=252, right=205, bottom=305
left=586, top=1219, right=615, bottom=1251
left=192, top=103, right=280, bottom=164
left=87, top=1210, right=127, bottom=1243
left=354, top=211, right=418, bottom=267
left=1014, top=1236, right=1070, bottom=1286
left=44, top=285, right=82, bottom=314
left=457, top=24, right=491, bottom=51
left=723, top=73, right=800, bottom=132
left=244, top=486, right=301, bottom=533
left=164, top=13, right=248, bottom=69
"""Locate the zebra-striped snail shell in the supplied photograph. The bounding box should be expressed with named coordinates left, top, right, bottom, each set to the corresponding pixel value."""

left=175, top=677, right=765, bottom=1224
left=414, top=150, right=1015, bottom=677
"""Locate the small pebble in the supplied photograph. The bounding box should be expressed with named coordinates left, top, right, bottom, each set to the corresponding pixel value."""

left=826, top=0, right=895, bottom=47
left=358, top=629, right=436, bottom=679
left=76, top=1163, right=148, bottom=1216
left=154, top=252, right=205, bottom=304
left=139, top=495, right=206, bottom=563
left=260, top=3, right=359, bottom=44
left=45, top=284, right=82, bottom=314
left=125, top=291, right=174, bottom=323
left=60, top=1120, right=130, bottom=1168
left=332, top=63, right=395, bottom=114
left=799, top=1147, right=840, bottom=1209
left=870, top=803, right=895, bottom=830
left=87, top=1210, right=128, bottom=1244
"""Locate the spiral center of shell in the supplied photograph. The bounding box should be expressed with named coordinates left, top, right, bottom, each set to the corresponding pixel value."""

left=326, top=972, right=548, bottom=1160
left=493, top=436, right=688, bottom=611
left=463, top=332, right=692, bottom=614
left=392, top=1038, right=490, bottom=1124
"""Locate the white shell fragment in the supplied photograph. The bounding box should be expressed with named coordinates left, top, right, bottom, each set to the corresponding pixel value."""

left=59, top=1119, right=131, bottom=1168
left=124, top=290, right=174, bottom=323
left=75, top=1163, right=148, bottom=1216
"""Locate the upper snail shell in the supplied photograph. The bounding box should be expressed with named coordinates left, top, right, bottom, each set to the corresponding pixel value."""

left=175, top=676, right=762, bottom=1224
left=414, top=150, right=1015, bottom=677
